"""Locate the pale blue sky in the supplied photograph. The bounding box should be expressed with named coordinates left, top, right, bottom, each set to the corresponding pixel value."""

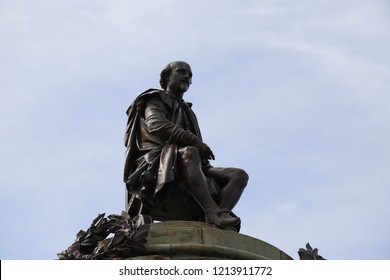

left=1, top=0, right=389, bottom=259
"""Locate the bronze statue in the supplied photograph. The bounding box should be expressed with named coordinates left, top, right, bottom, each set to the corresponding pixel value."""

left=124, top=61, right=248, bottom=230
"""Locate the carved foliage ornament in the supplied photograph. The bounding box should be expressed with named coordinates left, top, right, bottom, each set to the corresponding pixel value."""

left=57, top=212, right=149, bottom=260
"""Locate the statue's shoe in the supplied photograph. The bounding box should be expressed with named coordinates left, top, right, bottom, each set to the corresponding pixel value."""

left=205, top=208, right=240, bottom=229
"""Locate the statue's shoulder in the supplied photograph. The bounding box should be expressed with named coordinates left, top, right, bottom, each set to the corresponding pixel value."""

left=137, top=88, right=179, bottom=108
left=138, top=88, right=163, bottom=99
left=126, top=89, right=164, bottom=115
left=137, top=88, right=172, bottom=105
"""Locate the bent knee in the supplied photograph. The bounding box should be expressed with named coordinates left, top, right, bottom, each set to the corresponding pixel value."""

left=236, top=169, right=249, bottom=188
left=220, top=167, right=249, bottom=188
left=234, top=169, right=249, bottom=187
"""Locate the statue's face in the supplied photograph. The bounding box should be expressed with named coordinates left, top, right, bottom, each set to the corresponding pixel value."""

left=166, top=62, right=192, bottom=94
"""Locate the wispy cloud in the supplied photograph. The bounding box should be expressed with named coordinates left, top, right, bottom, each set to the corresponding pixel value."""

left=1, top=0, right=389, bottom=259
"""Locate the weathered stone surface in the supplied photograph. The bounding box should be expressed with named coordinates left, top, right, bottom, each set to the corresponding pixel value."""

left=130, top=220, right=292, bottom=260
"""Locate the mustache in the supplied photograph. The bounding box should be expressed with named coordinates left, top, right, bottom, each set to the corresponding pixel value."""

left=180, top=79, right=192, bottom=84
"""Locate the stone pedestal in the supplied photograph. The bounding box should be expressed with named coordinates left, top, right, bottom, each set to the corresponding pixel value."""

left=131, top=220, right=293, bottom=260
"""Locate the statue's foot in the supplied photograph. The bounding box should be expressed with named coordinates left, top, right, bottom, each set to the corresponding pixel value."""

left=205, top=208, right=240, bottom=229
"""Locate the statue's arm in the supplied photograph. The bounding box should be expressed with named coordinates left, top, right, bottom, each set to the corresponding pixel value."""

left=144, top=97, right=202, bottom=146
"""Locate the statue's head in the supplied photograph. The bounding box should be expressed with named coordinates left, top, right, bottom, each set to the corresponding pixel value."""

left=160, top=61, right=192, bottom=92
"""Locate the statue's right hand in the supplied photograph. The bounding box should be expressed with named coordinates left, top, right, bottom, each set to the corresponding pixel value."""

left=196, top=142, right=215, bottom=160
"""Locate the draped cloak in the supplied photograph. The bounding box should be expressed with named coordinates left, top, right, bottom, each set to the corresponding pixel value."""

left=124, top=89, right=215, bottom=211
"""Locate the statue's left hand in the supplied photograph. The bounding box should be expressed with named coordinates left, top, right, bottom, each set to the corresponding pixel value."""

left=196, top=142, right=215, bottom=160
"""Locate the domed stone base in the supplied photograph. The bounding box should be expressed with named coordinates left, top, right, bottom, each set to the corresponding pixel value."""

left=130, top=220, right=293, bottom=260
